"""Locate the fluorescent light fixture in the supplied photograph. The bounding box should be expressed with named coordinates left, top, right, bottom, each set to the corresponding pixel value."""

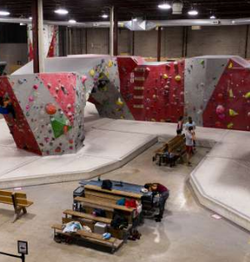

left=188, top=9, right=198, bottom=16
left=20, top=23, right=26, bottom=26
left=210, top=15, right=216, bottom=19
left=29, top=17, right=32, bottom=20
left=54, top=8, right=69, bottom=15
left=0, top=10, right=10, bottom=16
left=132, top=18, right=137, bottom=22
left=101, top=14, right=108, bottom=19
left=69, top=19, right=76, bottom=24
left=158, top=3, right=172, bottom=10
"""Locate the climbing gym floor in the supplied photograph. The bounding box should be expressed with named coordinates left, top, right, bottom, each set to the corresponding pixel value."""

left=0, top=103, right=250, bottom=231
left=0, top=143, right=249, bottom=262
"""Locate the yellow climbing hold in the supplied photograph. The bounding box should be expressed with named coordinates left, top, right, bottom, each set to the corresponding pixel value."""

left=163, top=74, right=168, bottom=79
left=175, top=75, right=181, bottom=82
left=229, top=109, right=238, bottom=117
left=244, top=92, right=250, bottom=98
left=227, top=123, right=234, bottom=129
left=108, top=60, right=113, bottom=67
left=116, top=98, right=124, bottom=106
left=228, top=62, right=233, bottom=69
left=89, top=69, right=95, bottom=77
left=229, top=89, right=234, bottom=98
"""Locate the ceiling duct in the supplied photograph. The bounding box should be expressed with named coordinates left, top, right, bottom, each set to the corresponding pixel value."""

left=172, top=0, right=184, bottom=15
left=124, top=18, right=156, bottom=31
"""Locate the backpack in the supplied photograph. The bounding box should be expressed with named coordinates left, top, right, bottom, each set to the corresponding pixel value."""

left=101, top=179, right=113, bottom=191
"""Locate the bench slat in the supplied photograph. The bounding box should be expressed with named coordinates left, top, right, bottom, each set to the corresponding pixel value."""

left=63, top=209, right=112, bottom=224
left=0, top=190, right=12, bottom=197
left=85, top=185, right=142, bottom=199
left=74, top=197, right=135, bottom=213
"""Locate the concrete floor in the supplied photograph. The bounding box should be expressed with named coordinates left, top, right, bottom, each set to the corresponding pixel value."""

left=0, top=144, right=249, bottom=262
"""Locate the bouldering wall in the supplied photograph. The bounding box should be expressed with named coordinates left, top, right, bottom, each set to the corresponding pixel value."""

left=88, top=58, right=134, bottom=120
left=118, top=57, right=185, bottom=122
left=0, top=72, right=86, bottom=156
left=9, top=54, right=250, bottom=135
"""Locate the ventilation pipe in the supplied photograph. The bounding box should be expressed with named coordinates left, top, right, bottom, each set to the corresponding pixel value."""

left=172, top=0, right=184, bottom=15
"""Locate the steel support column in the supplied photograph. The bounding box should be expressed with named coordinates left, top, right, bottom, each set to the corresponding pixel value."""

left=157, top=26, right=162, bottom=62
left=32, top=0, right=44, bottom=73
left=109, top=6, right=114, bottom=56
left=113, top=7, right=118, bottom=56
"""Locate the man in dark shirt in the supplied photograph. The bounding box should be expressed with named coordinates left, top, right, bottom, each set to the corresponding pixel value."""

left=144, top=183, right=170, bottom=222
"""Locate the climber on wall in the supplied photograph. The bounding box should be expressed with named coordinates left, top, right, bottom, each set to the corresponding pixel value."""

left=0, top=96, right=16, bottom=119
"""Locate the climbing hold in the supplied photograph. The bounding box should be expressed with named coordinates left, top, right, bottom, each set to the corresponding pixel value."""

left=163, top=74, right=168, bottom=79
left=200, top=60, right=205, bottom=65
left=116, top=98, right=124, bottom=106
left=108, top=60, right=113, bottom=67
left=45, top=103, right=57, bottom=115
left=29, top=96, right=34, bottom=102
left=216, top=105, right=225, bottom=115
left=89, top=69, right=95, bottom=77
left=82, top=76, right=87, bottom=84
left=175, top=75, right=181, bottom=82
left=229, top=89, right=234, bottom=98
left=244, top=92, right=250, bottom=99
left=228, top=62, right=233, bottom=69
left=33, top=84, right=39, bottom=90
left=227, top=123, right=234, bottom=129
left=217, top=93, right=224, bottom=100
left=229, top=109, right=238, bottom=117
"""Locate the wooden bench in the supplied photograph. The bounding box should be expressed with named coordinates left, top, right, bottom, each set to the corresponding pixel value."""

left=74, top=196, right=137, bottom=223
left=63, top=209, right=112, bottom=225
left=0, top=190, right=33, bottom=222
left=52, top=223, right=123, bottom=254
left=84, top=184, right=142, bottom=205
left=153, top=134, right=186, bottom=166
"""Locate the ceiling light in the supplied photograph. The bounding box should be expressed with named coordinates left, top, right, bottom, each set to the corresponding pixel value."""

left=20, top=23, right=26, bottom=26
left=210, top=15, right=216, bottom=19
left=0, top=10, right=10, bottom=16
left=29, top=17, right=32, bottom=20
left=188, top=9, right=198, bottom=16
left=158, top=2, right=172, bottom=10
left=132, top=18, right=137, bottom=22
left=54, top=8, right=69, bottom=15
left=101, top=14, right=109, bottom=19
left=69, top=19, right=76, bottom=24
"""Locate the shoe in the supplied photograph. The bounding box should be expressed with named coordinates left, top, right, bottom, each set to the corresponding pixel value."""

left=155, top=217, right=162, bottom=222
left=188, top=162, right=191, bottom=166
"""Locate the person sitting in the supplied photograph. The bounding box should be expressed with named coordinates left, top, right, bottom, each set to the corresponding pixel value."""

left=144, top=183, right=169, bottom=222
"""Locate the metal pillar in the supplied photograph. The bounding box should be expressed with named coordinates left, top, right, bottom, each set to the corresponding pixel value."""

left=131, top=30, right=135, bottom=56
left=245, top=25, right=249, bottom=58
left=32, top=0, right=44, bottom=73
left=109, top=6, right=114, bottom=56
left=157, top=26, right=162, bottom=62
left=113, top=7, right=118, bottom=56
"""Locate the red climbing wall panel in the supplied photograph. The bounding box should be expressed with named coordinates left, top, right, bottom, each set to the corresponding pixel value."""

left=203, top=59, right=250, bottom=131
left=0, top=77, right=42, bottom=155
left=39, top=73, right=76, bottom=124
left=118, top=57, right=185, bottom=122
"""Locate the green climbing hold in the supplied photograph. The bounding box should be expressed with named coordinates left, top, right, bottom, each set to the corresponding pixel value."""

left=51, top=115, right=72, bottom=139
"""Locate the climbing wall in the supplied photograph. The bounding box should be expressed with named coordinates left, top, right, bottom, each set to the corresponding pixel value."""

left=203, top=57, right=250, bottom=131
left=118, top=57, right=185, bottom=122
left=0, top=72, right=86, bottom=155
left=184, top=56, right=230, bottom=126
left=88, top=58, right=134, bottom=120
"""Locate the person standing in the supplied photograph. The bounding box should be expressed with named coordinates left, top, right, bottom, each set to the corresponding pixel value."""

left=144, top=183, right=170, bottom=222
left=185, top=126, right=195, bottom=165
left=176, top=116, right=184, bottom=135
left=185, top=116, right=196, bottom=149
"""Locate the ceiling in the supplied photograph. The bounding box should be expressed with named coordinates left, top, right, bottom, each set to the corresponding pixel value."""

left=2, top=0, right=250, bottom=22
